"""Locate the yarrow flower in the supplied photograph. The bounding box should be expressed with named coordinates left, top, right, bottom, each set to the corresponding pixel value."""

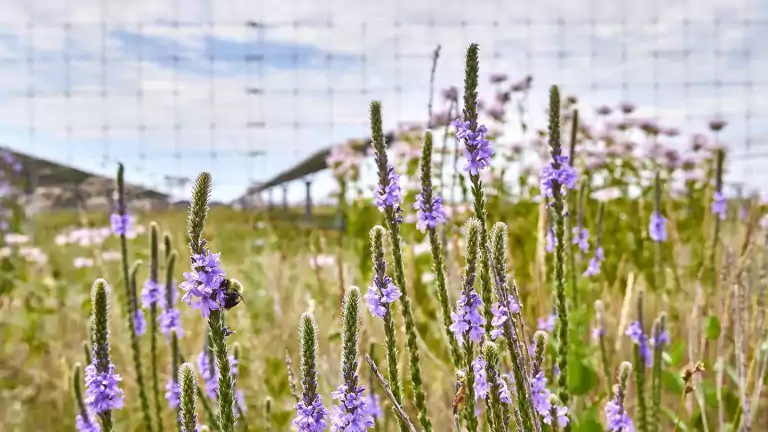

left=449, top=290, right=486, bottom=346
left=648, top=212, right=667, bottom=242
left=293, top=395, right=330, bottom=432
left=330, top=384, right=375, bottom=431
left=489, top=297, right=521, bottom=339
left=605, top=399, right=635, bottom=432
left=75, top=411, right=100, bottom=432
left=133, top=309, right=147, bottom=336
left=454, top=119, right=494, bottom=175
left=711, top=191, right=727, bottom=220
left=364, top=274, right=401, bottom=318
left=141, top=279, right=162, bottom=308
left=180, top=250, right=226, bottom=318
left=165, top=378, right=181, bottom=409
left=413, top=192, right=446, bottom=232
left=625, top=321, right=652, bottom=367
left=84, top=363, right=125, bottom=414
left=540, top=156, right=577, bottom=198
left=572, top=226, right=589, bottom=253
left=109, top=211, right=132, bottom=236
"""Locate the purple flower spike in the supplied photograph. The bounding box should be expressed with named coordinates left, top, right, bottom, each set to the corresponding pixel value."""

left=75, top=411, right=100, bottom=432
left=711, top=191, right=727, bottom=220
left=538, top=314, right=556, bottom=333
left=531, top=371, right=552, bottom=422
left=364, top=274, right=401, bottom=319
left=109, top=212, right=132, bottom=236
left=364, top=393, right=382, bottom=419
left=133, top=309, right=147, bottom=336
left=84, top=363, right=125, bottom=414
left=454, top=120, right=494, bottom=175
left=572, top=227, right=590, bottom=253
left=141, top=279, right=162, bottom=308
left=540, top=156, right=577, bottom=198
left=648, top=211, right=667, bottom=242
left=499, top=377, right=512, bottom=404
left=414, top=192, right=447, bottom=233
left=159, top=308, right=184, bottom=337
left=330, top=384, right=375, bottom=431
left=293, top=395, right=329, bottom=432
left=625, top=321, right=652, bottom=368
left=650, top=329, right=670, bottom=348
left=375, top=165, right=402, bottom=211
left=449, top=290, right=486, bottom=346
left=583, top=256, right=601, bottom=277
left=472, top=355, right=490, bottom=401
left=179, top=249, right=227, bottom=318
left=605, top=399, right=635, bottom=432
left=489, top=298, right=521, bottom=340
left=166, top=378, right=181, bottom=409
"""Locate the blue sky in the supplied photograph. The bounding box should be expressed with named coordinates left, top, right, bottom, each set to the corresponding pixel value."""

left=0, top=0, right=766, bottom=202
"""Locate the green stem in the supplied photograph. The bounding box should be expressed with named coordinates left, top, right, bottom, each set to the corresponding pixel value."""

left=208, top=310, right=236, bottom=432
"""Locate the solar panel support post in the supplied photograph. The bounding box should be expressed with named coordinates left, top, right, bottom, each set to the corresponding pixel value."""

left=304, top=179, right=312, bottom=222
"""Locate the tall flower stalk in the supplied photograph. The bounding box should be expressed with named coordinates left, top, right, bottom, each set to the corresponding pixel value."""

left=292, top=313, right=329, bottom=432
left=364, top=225, right=405, bottom=432
left=629, top=291, right=648, bottom=432
left=179, top=362, right=200, bottom=432
left=85, top=279, right=125, bottom=432
left=183, top=172, right=238, bottom=432
left=450, top=218, right=484, bottom=432
left=331, top=287, right=375, bottom=430
left=144, top=222, right=164, bottom=432
left=73, top=363, right=99, bottom=432
left=605, top=362, right=635, bottom=432
left=417, top=130, right=460, bottom=369
left=541, top=85, right=576, bottom=417
left=650, top=312, right=668, bottom=432
left=369, top=100, right=430, bottom=431
left=113, top=163, right=153, bottom=432
left=455, top=43, right=494, bottom=333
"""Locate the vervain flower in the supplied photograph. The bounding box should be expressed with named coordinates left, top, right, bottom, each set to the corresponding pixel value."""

left=413, top=192, right=447, bottom=232
left=364, top=274, right=401, bottom=319
left=546, top=229, right=557, bottom=253
left=605, top=399, right=635, bottom=432
left=625, top=321, right=652, bottom=367
left=540, top=156, right=577, bottom=198
left=711, top=191, right=727, bottom=220
left=454, top=119, right=494, bottom=175
left=572, top=227, right=589, bottom=253
left=109, top=211, right=132, bottom=236
left=584, top=256, right=601, bottom=277
left=294, top=395, right=329, bottom=432
left=75, top=411, right=100, bottom=432
left=472, top=355, right=490, bottom=401
left=449, top=290, right=486, bottom=346
left=330, top=384, right=375, bottom=431
left=141, top=279, right=162, bottom=308
left=159, top=308, right=184, bottom=338
left=489, top=298, right=521, bottom=340
left=196, top=350, right=239, bottom=400
left=648, top=212, right=667, bottom=242
left=166, top=378, right=181, bottom=409
left=538, top=314, right=556, bottom=333
left=133, top=309, right=147, bottom=336
left=531, top=371, right=552, bottom=422
left=179, top=249, right=226, bottom=318
left=84, top=363, right=125, bottom=413
left=363, top=393, right=382, bottom=419
left=499, top=376, right=512, bottom=404
left=374, top=165, right=402, bottom=211
left=650, top=329, right=670, bottom=348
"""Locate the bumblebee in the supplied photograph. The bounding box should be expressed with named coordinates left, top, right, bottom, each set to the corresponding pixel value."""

left=219, top=278, right=245, bottom=310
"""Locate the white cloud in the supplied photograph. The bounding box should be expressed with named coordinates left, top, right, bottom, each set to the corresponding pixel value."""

left=0, top=0, right=765, bottom=199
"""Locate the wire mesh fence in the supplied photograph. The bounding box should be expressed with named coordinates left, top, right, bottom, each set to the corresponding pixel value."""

left=0, top=0, right=765, bottom=202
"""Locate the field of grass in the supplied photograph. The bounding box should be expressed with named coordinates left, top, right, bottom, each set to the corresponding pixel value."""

left=1, top=45, right=767, bottom=432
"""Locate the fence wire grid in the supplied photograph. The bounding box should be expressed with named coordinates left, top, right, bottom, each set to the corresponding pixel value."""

left=0, top=0, right=766, bottom=202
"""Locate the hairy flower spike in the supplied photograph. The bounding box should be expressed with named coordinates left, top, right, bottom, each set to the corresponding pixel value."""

left=179, top=363, right=200, bottom=432
left=187, top=172, right=213, bottom=255
left=294, top=313, right=329, bottom=432
left=605, top=362, right=635, bottom=432
left=73, top=363, right=100, bottom=432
